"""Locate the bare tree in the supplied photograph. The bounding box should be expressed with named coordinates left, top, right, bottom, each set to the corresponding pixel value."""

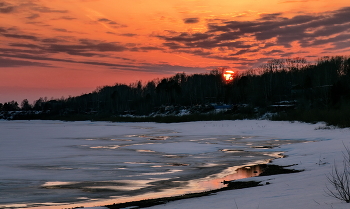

left=326, top=144, right=350, bottom=203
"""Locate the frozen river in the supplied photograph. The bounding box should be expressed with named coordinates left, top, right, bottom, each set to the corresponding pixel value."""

left=0, top=120, right=308, bottom=209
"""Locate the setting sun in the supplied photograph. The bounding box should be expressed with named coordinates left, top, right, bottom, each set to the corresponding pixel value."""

left=223, top=70, right=235, bottom=82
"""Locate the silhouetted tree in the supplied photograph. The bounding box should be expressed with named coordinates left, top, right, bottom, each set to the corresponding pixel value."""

left=21, top=99, right=32, bottom=111
left=2, top=101, right=19, bottom=111
left=33, top=98, right=44, bottom=111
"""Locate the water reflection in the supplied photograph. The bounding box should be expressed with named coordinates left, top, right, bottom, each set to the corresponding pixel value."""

left=25, top=163, right=266, bottom=209
left=196, top=164, right=263, bottom=191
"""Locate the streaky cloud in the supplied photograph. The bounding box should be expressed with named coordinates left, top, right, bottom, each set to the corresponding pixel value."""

left=0, top=56, right=51, bottom=67
left=183, top=18, right=199, bottom=24
left=0, top=1, right=15, bottom=13
left=158, top=6, right=350, bottom=61
left=26, top=14, right=40, bottom=19
left=2, top=33, right=38, bottom=40
left=31, top=5, right=68, bottom=13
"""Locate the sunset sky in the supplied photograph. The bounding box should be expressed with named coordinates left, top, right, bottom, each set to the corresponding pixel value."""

left=1, top=0, right=350, bottom=103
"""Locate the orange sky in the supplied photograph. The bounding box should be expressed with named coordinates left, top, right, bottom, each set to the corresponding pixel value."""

left=1, top=0, right=350, bottom=103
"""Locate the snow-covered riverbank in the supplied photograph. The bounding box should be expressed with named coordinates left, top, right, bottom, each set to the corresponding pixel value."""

left=1, top=120, right=349, bottom=209
left=148, top=121, right=350, bottom=209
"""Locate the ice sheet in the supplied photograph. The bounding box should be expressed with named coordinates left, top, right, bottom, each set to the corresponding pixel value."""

left=0, top=120, right=335, bottom=209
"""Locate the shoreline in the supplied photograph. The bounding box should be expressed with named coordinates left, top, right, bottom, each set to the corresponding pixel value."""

left=21, top=160, right=284, bottom=209
left=105, top=163, right=302, bottom=209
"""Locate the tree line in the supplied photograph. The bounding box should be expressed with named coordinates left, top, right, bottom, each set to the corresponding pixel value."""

left=1, top=56, right=350, bottom=118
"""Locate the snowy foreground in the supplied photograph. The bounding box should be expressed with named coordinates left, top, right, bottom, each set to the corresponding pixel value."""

left=87, top=120, right=350, bottom=209
left=1, top=120, right=350, bottom=209
left=147, top=121, right=350, bottom=209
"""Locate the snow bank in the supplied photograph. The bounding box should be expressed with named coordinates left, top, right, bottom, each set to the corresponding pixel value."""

left=147, top=121, right=350, bottom=209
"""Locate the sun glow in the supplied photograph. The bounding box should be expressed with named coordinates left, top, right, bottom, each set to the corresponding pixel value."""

left=223, top=70, right=235, bottom=82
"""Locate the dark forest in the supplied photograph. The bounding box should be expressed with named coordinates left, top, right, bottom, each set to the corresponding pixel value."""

left=2, top=56, right=350, bottom=127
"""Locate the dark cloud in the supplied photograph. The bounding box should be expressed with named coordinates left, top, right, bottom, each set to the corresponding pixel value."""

left=120, top=33, right=137, bottom=37
left=44, top=42, right=126, bottom=56
left=205, top=54, right=251, bottom=61
left=9, top=43, right=43, bottom=49
left=326, top=40, right=350, bottom=50
left=217, top=41, right=253, bottom=49
left=145, top=64, right=205, bottom=74
left=161, top=32, right=212, bottom=43
left=1, top=26, right=162, bottom=59
left=98, top=18, right=111, bottom=22
left=78, top=39, right=127, bottom=51
left=263, top=49, right=285, bottom=55
left=183, top=18, right=199, bottom=24
left=0, top=2, right=69, bottom=14
left=190, top=49, right=212, bottom=56
left=163, top=42, right=182, bottom=49
left=0, top=56, right=51, bottom=67
left=1, top=27, right=129, bottom=56
left=0, top=39, right=209, bottom=74
left=258, top=13, right=284, bottom=21
left=2, top=33, right=38, bottom=41
left=26, top=14, right=40, bottom=19
left=53, top=28, right=71, bottom=33
left=173, top=49, right=213, bottom=57
left=25, top=21, right=50, bottom=26
left=0, top=5, right=14, bottom=13
left=0, top=47, right=209, bottom=76
left=0, top=24, right=181, bottom=72
left=1, top=46, right=46, bottom=55
left=302, top=33, right=350, bottom=47
left=52, top=16, right=77, bottom=20
left=0, top=53, right=206, bottom=75
left=41, top=38, right=61, bottom=43
left=312, top=23, right=350, bottom=37
left=0, top=1, right=15, bottom=13
left=261, top=49, right=302, bottom=58
left=139, top=46, right=162, bottom=51
left=0, top=53, right=134, bottom=68
left=214, top=31, right=241, bottom=41
left=92, top=42, right=126, bottom=52
left=158, top=6, right=350, bottom=61
left=161, top=31, right=252, bottom=50
left=31, top=5, right=68, bottom=13
left=98, top=18, right=126, bottom=27
left=229, top=48, right=260, bottom=56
